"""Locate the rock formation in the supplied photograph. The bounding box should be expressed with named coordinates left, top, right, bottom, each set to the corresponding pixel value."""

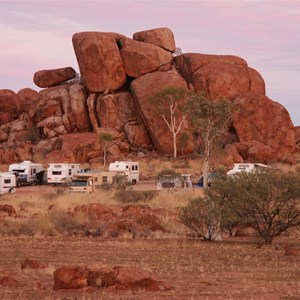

left=0, top=27, right=296, bottom=166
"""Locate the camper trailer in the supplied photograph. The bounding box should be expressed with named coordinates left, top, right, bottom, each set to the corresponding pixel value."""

left=47, top=163, right=82, bottom=185
left=226, top=163, right=271, bottom=176
left=8, top=161, right=44, bottom=185
left=68, top=170, right=120, bottom=193
left=108, top=161, right=139, bottom=184
left=0, top=172, right=16, bottom=194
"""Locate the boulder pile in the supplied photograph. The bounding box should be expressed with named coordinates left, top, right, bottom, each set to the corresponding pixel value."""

left=0, top=27, right=296, bottom=165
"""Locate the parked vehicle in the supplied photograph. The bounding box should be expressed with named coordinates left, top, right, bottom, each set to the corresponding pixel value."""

left=47, top=163, right=82, bottom=185
left=68, top=170, right=121, bottom=193
left=0, top=172, right=16, bottom=194
left=8, top=161, right=44, bottom=185
left=193, top=172, right=218, bottom=188
left=108, top=161, right=139, bottom=184
left=157, top=173, right=192, bottom=192
left=8, top=171, right=21, bottom=187
left=226, top=163, right=271, bottom=176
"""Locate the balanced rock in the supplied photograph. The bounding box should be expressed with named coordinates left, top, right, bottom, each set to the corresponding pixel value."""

left=72, top=32, right=126, bottom=92
left=119, top=37, right=173, bottom=78
left=133, top=27, right=176, bottom=52
left=33, top=67, right=76, bottom=88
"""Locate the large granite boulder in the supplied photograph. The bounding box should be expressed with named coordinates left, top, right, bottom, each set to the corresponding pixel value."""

left=17, top=88, right=39, bottom=113
left=119, top=37, right=173, bottom=77
left=0, top=89, right=21, bottom=125
left=130, top=69, right=193, bottom=155
left=72, top=32, right=126, bottom=92
left=175, top=53, right=265, bottom=100
left=233, top=93, right=295, bottom=159
left=33, top=67, right=76, bottom=88
left=133, top=27, right=176, bottom=52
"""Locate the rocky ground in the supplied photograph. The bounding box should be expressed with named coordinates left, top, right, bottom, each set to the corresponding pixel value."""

left=0, top=184, right=300, bottom=299
left=0, top=237, right=300, bottom=299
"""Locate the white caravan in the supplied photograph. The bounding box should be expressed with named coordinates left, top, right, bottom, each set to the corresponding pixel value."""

left=226, top=163, right=271, bottom=176
left=47, top=163, right=81, bottom=184
left=9, top=161, right=44, bottom=185
left=0, top=172, right=16, bottom=194
left=108, top=161, right=139, bottom=184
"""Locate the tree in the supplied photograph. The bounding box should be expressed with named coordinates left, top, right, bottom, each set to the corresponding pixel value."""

left=186, top=94, right=232, bottom=188
left=180, top=197, right=222, bottom=241
left=99, top=133, right=114, bottom=168
left=150, top=88, right=192, bottom=158
left=179, top=132, right=190, bottom=156
left=206, top=170, right=300, bottom=244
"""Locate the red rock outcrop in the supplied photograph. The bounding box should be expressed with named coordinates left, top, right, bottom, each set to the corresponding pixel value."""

left=0, top=276, right=20, bottom=287
left=119, top=37, right=173, bottom=78
left=174, top=53, right=265, bottom=101
left=130, top=69, right=193, bottom=154
left=33, top=67, right=76, bottom=88
left=0, top=204, right=17, bottom=217
left=233, top=93, right=295, bottom=160
left=53, top=266, right=89, bottom=290
left=133, top=27, right=176, bottom=52
left=72, top=32, right=126, bottom=92
left=17, top=88, right=38, bottom=113
left=0, top=89, right=21, bottom=125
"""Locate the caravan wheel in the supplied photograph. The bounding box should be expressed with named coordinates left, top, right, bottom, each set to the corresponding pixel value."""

left=9, top=188, right=16, bottom=194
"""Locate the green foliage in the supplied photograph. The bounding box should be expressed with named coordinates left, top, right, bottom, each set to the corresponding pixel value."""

left=156, top=169, right=182, bottom=181
left=186, top=93, right=233, bottom=140
left=179, top=132, right=190, bottom=155
left=180, top=197, right=221, bottom=241
left=206, top=170, right=300, bottom=243
left=114, top=190, right=157, bottom=203
left=99, top=132, right=114, bottom=143
left=113, top=174, right=131, bottom=191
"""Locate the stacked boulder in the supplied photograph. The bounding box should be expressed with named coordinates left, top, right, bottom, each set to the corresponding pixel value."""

left=0, top=27, right=296, bottom=165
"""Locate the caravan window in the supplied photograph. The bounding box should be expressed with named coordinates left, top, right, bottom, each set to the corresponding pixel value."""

left=135, top=165, right=138, bottom=170
left=102, top=176, right=108, bottom=183
left=13, top=169, right=25, bottom=173
left=32, top=168, right=36, bottom=174
left=69, top=169, right=72, bottom=176
left=132, top=165, right=134, bottom=171
left=4, top=179, right=11, bottom=184
left=52, top=171, right=62, bottom=175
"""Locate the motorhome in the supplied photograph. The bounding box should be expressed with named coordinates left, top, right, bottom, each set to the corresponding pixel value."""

left=0, top=172, right=16, bottom=194
left=68, top=170, right=120, bottom=193
left=8, top=161, right=44, bottom=185
left=108, top=161, right=139, bottom=184
left=226, top=163, right=271, bottom=176
left=47, top=163, right=82, bottom=185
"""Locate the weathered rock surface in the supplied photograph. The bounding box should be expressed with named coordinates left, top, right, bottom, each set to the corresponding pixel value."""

left=119, top=37, right=173, bottom=77
left=131, top=69, right=193, bottom=154
left=233, top=93, right=295, bottom=159
left=53, top=264, right=171, bottom=291
left=53, top=266, right=89, bottom=290
left=133, top=27, right=176, bottom=52
left=175, top=53, right=265, bottom=101
left=33, top=67, right=76, bottom=88
left=17, top=88, right=39, bottom=113
left=72, top=32, right=126, bottom=92
left=0, top=90, right=21, bottom=125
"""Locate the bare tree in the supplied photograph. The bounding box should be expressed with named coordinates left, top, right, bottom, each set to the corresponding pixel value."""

left=186, top=94, right=232, bottom=187
left=99, top=133, right=114, bottom=168
left=150, top=87, right=191, bottom=158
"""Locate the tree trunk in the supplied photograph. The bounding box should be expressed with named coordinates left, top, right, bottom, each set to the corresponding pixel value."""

left=203, top=138, right=210, bottom=188
left=173, top=132, right=177, bottom=158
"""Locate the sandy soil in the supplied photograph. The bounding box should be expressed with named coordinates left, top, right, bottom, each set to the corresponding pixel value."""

left=0, top=236, right=300, bottom=299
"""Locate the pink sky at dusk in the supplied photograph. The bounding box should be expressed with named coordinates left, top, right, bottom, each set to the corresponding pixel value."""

left=1, top=0, right=299, bottom=125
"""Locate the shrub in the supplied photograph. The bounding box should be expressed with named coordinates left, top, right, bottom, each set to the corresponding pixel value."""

left=205, top=170, right=300, bottom=244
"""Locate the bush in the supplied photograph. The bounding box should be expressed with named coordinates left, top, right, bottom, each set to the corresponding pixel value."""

left=115, top=190, right=157, bottom=203
left=205, top=170, right=300, bottom=244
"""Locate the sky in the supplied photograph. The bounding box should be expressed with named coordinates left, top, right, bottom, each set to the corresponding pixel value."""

left=0, top=0, right=299, bottom=125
